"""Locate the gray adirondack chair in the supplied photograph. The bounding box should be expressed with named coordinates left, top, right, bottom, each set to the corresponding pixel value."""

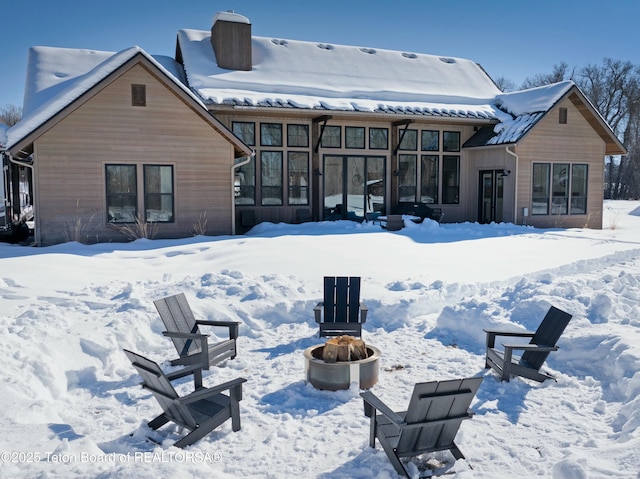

left=154, top=293, right=239, bottom=370
left=314, top=276, right=368, bottom=337
left=484, top=305, right=573, bottom=382
left=361, top=377, right=483, bottom=477
left=124, top=349, right=247, bottom=449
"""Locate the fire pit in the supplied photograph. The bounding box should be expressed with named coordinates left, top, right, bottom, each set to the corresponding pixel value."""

left=303, top=336, right=380, bottom=391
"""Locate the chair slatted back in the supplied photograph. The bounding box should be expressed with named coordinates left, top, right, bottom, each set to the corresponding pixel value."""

left=397, top=377, right=483, bottom=456
left=522, top=306, right=573, bottom=370
left=154, top=293, right=201, bottom=356
left=123, top=349, right=197, bottom=430
left=323, top=276, right=361, bottom=324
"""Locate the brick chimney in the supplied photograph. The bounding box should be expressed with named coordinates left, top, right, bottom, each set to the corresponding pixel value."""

left=211, top=11, right=252, bottom=71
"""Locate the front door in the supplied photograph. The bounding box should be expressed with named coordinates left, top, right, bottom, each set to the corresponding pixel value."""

left=479, top=170, right=504, bottom=224
left=323, top=155, right=385, bottom=221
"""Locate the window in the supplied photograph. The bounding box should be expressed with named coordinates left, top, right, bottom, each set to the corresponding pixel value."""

left=398, top=129, right=418, bottom=150
left=260, top=123, right=283, bottom=146
left=287, top=124, right=309, bottom=147
left=321, top=125, right=341, bottom=148
left=261, top=151, right=283, bottom=205
left=421, top=130, right=439, bottom=151
left=288, top=152, right=309, bottom=205
left=235, top=157, right=256, bottom=205
left=443, top=131, right=460, bottom=152
left=532, top=163, right=551, bottom=215
left=551, top=163, right=570, bottom=214
left=571, top=164, right=588, bottom=214
left=442, top=156, right=460, bottom=204
left=144, top=165, right=174, bottom=222
left=233, top=122, right=255, bottom=146
left=398, top=155, right=417, bottom=202
left=420, top=155, right=438, bottom=203
left=131, top=84, right=146, bottom=107
left=345, top=126, right=365, bottom=149
left=369, top=128, right=388, bottom=149
left=559, top=107, right=568, bottom=124
left=106, top=165, right=137, bottom=223
left=532, top=163, right=588, bottom=216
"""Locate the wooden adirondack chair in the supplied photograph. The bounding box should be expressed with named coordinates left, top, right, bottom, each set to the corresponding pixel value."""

left=124, top=349, right=247, bottom=448
left=484, top=305, right=573, bottom=382
left=154, top=293, right=240, bottom=370
left=314, top=276, right=368, bottom=337
left=361, top=377, right=483, bottom=477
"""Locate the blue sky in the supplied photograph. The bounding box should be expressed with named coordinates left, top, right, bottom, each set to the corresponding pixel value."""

left=3, top=0, right=640, bottom=109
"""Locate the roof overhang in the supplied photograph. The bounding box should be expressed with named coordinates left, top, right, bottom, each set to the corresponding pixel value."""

left=567, top=88, right=627, bottom=156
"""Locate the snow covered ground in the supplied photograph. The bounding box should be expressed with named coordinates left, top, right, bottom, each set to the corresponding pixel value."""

left=0, top=200, right=639, bottom=478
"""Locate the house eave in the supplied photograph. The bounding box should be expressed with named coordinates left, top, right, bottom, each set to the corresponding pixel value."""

left=207, top=103, right=499, bottom=126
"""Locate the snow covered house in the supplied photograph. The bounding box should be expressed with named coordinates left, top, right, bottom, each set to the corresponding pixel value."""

left=1, top=11, right=626, bottom=245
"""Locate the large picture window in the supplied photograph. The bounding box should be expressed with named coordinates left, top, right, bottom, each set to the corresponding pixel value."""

left=144, top=165, right=174, bottom=222
left=261, top=151, right=283, bottom=205
left=106, top=164, right=137, bottom=223
left=288, top=152, right=309, bottom=205
left=532, top=163, right=588, bottom=215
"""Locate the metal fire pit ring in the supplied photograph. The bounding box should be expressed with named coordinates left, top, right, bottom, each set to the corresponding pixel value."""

left=303, top=344, right=380, bottom=391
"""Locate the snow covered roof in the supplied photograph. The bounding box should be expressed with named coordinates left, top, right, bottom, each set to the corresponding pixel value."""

left=482, top=81, right=576, bottom=146
left=6, top=46, right=214, bottom=152
left=177, top=29, right=504, bottom=120
left=464, top=80, right=626, bottom=154
left=2, top=17, right=623, bottom=157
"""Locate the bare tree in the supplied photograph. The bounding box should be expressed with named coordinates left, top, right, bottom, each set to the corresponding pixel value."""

left=576, top=59, right=640, bottom=199
left=521, top=62, right=575, bottom=89
left=493, top=76, right=517, bottom=93
left=0, top=104, right=22, bottom=126
left=522, top=59, right=640, bottom=199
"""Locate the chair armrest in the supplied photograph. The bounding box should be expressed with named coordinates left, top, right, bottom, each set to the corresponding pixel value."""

left=179, top=377, right=248, bottom=404
left=314, top=302, right=324, bottom=323
left=502, top=343, right=559, bottom=352
left=360, top=391, right=405, bottom=425
left=163, top=330, right=209, bottom=339
left=360, top=303, right=368, bottom=323
left=165, top=364, right=204, bottom=382
left=484, top=329, right=535, bottom=348
left=195, top=320, right=240, bottom=340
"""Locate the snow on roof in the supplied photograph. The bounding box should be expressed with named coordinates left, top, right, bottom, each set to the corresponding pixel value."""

left=212, top=11, right=250, bottom=25
left=495, top=81, right=575, bottom=117
left=6, top=46, right=195, bottom=150
left=485, top=81, right=575, bottom=144
left=5, top=25, right=600, bottom=153
left=177, top=29, right=505, bottom=119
